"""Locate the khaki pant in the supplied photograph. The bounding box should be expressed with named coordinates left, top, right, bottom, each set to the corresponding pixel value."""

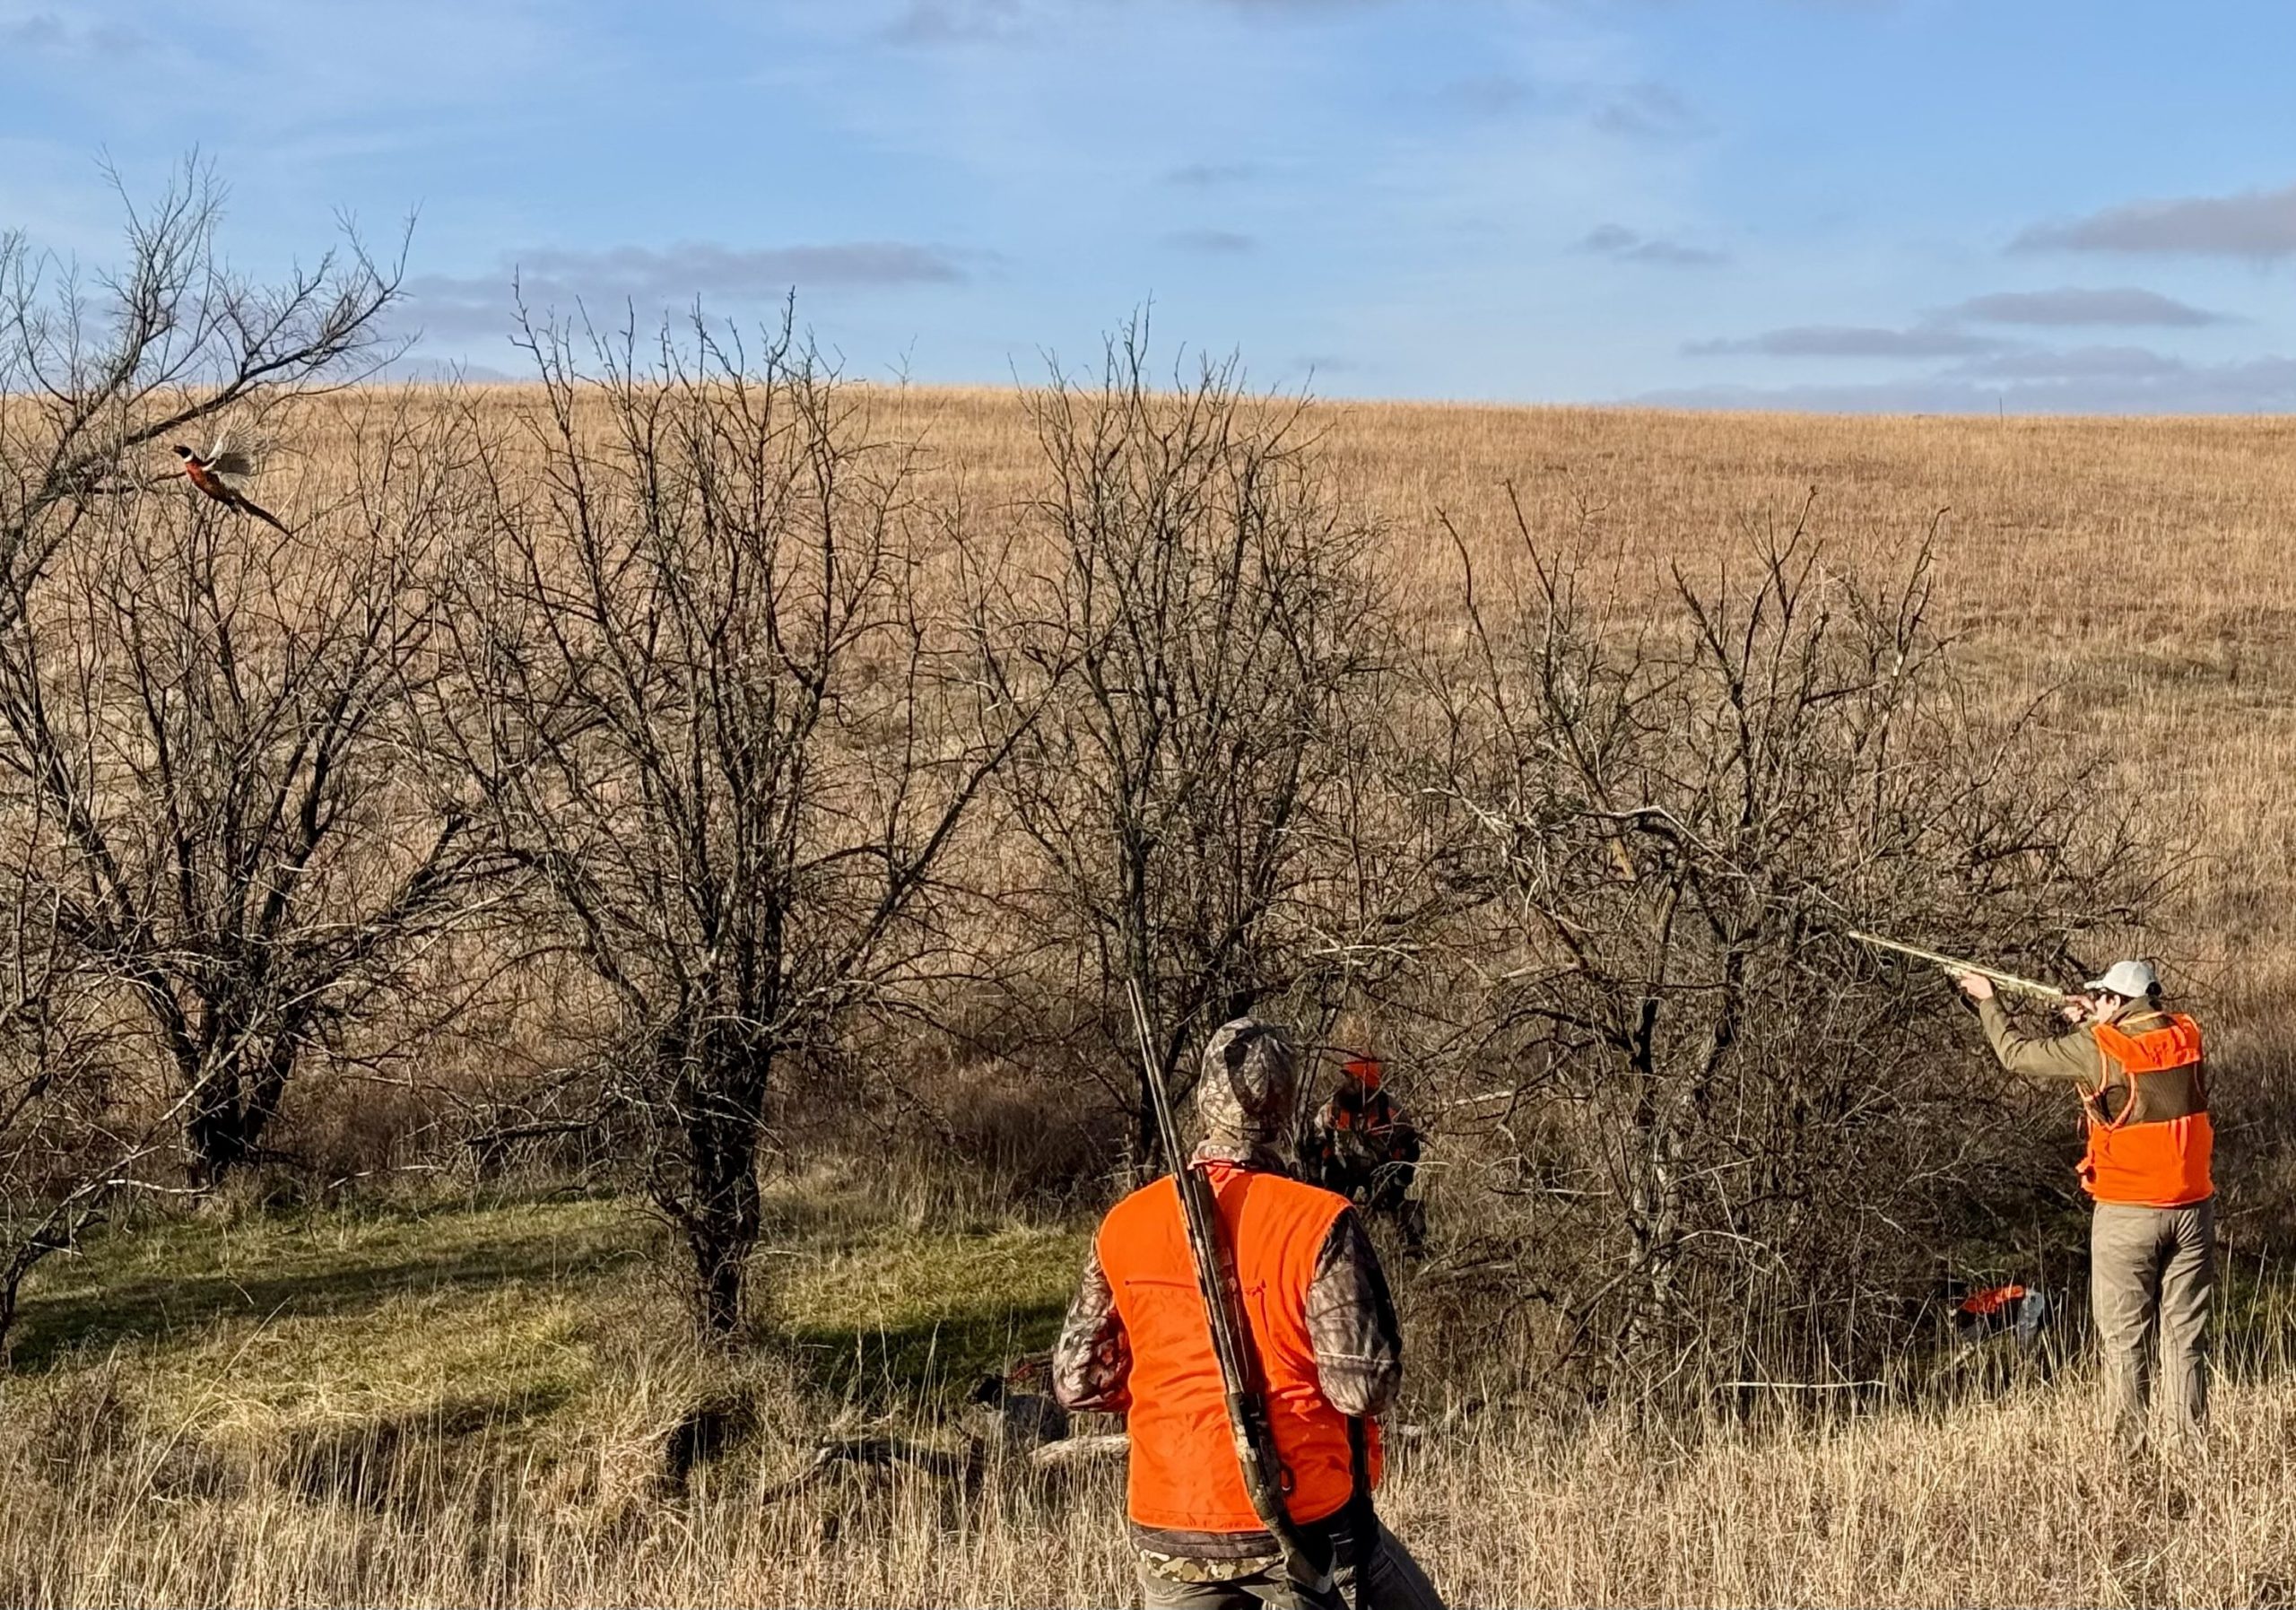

left=2091, top=1198, right=2213, bottom=1449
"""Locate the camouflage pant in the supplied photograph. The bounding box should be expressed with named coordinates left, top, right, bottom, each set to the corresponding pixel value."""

left=2092, top=1198, right=2213, bottom=1450
left=1136, top=1526, right=1444, bottom=1610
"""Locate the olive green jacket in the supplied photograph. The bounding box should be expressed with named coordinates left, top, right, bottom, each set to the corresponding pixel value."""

left=1975, top=996, right=2205, bottom=1124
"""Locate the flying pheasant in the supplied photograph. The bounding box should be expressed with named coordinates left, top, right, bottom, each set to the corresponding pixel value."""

left=170, top=431, right=290, bottom=534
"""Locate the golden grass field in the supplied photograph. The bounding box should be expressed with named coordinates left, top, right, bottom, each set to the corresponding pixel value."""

left=890, top=387, right=2296, bottom=1077
left=11, top=390, right=2296, bottom=1607
left=446, top=379, right=2296, bottom=996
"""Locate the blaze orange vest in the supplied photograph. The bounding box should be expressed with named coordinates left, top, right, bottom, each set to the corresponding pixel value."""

left=1095, top=1165, right=1380, bottom=1536
left=2082, top=1014, right=2213, bottom=1208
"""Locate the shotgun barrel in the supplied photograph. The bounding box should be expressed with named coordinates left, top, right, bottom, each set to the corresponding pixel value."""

left=1847, top=930, right=2073, bottom=1002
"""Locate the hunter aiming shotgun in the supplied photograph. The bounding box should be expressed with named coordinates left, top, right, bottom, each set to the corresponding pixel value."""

left=1125, top=981, right=1332, bottom=1609
left=1848, top=930, right=2074, bottom=1002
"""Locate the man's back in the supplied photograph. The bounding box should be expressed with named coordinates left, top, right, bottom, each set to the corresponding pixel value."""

left=1095, top=1164, right=1380, bottom=1536
left=1052, top=1014, right=1441, bottom=1608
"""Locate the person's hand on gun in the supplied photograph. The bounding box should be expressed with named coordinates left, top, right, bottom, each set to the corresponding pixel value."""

left=1954, top=970, right=1996, bottom=1002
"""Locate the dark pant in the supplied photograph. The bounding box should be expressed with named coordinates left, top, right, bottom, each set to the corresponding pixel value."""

left=1135, top=1524, right=1445, bottom=1610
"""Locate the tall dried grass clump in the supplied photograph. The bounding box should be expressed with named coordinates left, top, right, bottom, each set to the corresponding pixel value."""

left=7, top=1353, right=2296, bottom=1606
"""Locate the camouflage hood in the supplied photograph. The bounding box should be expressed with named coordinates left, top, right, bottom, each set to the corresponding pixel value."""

left=1193, top=1016, right=1299, bottom=1171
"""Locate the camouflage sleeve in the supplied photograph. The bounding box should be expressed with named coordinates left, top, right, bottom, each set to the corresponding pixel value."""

left=1976, top=997, right=2100, bottom=1083
left=1305, top=1207, right=1403, bottom=1418
left=1050, top=1240, right=1133, bottom=1414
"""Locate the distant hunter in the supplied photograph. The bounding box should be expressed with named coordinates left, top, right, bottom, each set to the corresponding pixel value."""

left=1954, top=958, right=2213, bottom=1451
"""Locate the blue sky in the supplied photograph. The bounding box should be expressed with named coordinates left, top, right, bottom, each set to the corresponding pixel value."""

left=5, top=0, right=2294, bottom=411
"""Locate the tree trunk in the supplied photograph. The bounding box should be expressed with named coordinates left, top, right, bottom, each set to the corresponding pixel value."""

left=186, top=1072, right=256, bottom=1188
left=670, top=1040, right=769, bottom=1339
left=180, top=1033, right=302, bottom=1188
left=1134, top=1070, right=1160, bottom=1178
left=692, top=1224, right=752, bottom=1338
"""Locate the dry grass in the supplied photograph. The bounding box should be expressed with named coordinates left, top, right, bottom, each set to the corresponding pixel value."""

left=19, top=1395, right=2296, bottom=1606
left=309, top=383, right=2296, bottom=976
left=358, top=383, right=2296, bottom=962
left=431, top=382, right=2296, bottom=952
left=9, top=1178, right=2296, bottom=1609
left=19, top=389, right=2296, bottom=1606
left=877, top=388, right=2296, bottom=1205
left=877, top=390, right=2296, bottom=1175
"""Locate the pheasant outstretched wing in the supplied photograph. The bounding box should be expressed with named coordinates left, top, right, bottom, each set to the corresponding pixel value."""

left=201, top=420, right=265, bottom=480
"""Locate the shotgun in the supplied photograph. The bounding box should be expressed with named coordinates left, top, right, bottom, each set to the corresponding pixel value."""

left=1125, top=981, right=1330, bottom=1609
left=1847, top=930, right=2074, bottom=1002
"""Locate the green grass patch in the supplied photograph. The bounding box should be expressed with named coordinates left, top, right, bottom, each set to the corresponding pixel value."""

left=779, top=1222, right=1089, bottom=1407
left=6, top=1193, right=649, bottom=1451
left=4, top=1179, right=1093, bottom=1456
left=9, top=1192, right=641, bottom=1361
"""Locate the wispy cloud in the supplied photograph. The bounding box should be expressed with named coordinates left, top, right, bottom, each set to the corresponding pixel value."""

left=1578, top=224, right=1726, bottom=268
left=879, top=0, right=1039, bottom=45
left=1164, top=161, right=1263, bottom=187
left=1642, top=350, right=2296, bottom=413
left=1432, top=70, right=1700, bottom=141
left=1687, top=323, right=1998, bottom=359
left=404, top=240, right=972, bottom=338
left=1592, top=82, right=1704, bottom=142
left=2013, top=182, right=2296, bottom=261
left=882, top=0, right=1383, bottom=46
left=1441, top=73, right=1535, bottom=116
left=0, top=9, right=141, bottom=58
left=1955, top=344, right=2189, bottom=381
left=1944, top=286, right=2230, bottom=327
left=1165, top=228, right=1257, bottom=255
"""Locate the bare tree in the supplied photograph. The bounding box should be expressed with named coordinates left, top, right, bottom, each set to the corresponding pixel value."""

left=1424, top=501, right=2161, bottom=1395
left=0, top=156, right=405, bottom=631
left=0, top=389, right=509, bottom=1186
left=996, top=328, right=1388, bottom=1163
left=455, top=309, right=1029, bottom=1336
left=0, top=822, right=172, bottom=1356
left=0, top=158, right=434, bottom=1188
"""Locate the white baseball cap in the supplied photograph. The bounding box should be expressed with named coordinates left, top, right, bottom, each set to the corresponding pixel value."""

left=2084, top=960, right=2159, bottom=999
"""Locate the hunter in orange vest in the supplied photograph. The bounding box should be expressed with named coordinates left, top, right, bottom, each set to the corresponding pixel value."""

left=1957, top=959, right=2213, bottom=1449
left=1309, top=1054, right=1428, bottom=1258
left=1052, top=1017, right=1445, bottom=1610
